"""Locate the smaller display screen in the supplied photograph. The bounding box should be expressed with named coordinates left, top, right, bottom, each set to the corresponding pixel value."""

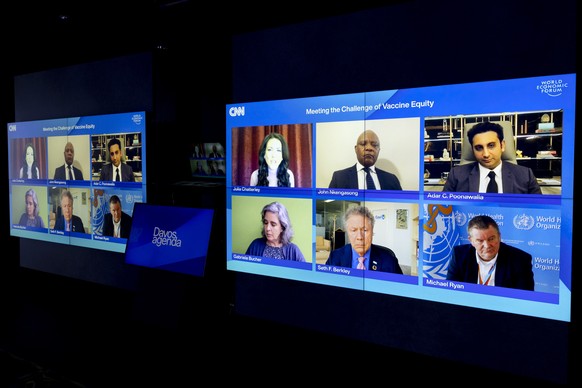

left=125, top=203, right=214, bottom=277
left=8, top=111, right=147, bottom=253
left=189, top=142, right=226, bottom=179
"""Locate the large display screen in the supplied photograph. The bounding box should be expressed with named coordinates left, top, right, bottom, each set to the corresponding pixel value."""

left=226, top=74, right=575, bottom=322
left=8, top=111, right=146, bottom=253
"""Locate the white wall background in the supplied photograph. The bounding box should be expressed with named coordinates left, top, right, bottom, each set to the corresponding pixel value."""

left=315, top=118, right=420, bottom=190
left=366, top=202, right=417, bottom=267
left=47, top=135, right=91, bottom=180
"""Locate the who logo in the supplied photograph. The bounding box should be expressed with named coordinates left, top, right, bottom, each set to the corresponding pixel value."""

left=228, top=106, right=245, bottom=117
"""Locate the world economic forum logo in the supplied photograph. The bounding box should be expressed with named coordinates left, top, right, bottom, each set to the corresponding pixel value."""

left=132, top=113, right=144, bottom=125
left=536, top=78, right=568, bottom=97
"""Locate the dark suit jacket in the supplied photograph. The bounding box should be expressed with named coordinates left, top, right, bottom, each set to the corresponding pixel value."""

left=442, top=162, right=542, bottom=194
left=446, top=242, right=534, bottom=291
left=99, top=162, right=135, bottom=182
left=328, top=164, right=402, bottom=190
left=53, top=215, right=86, bottom=233
left=54, top=164, right=84, bottom=180
left=326, top=244, right=403, bottom=274
left=102, top=211, right=132, bottom=238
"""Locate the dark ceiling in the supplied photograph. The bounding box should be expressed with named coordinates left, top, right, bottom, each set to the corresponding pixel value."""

left=3, top=0, right=393, bottom=76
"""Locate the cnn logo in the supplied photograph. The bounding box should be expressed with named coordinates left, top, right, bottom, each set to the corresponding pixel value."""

left=229, top=106, right=245, bottom=117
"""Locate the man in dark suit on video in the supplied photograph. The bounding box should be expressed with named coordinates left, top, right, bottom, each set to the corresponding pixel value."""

left=99, top=138, right=135, bottom=182
left=53, top=141, right=84, bottom=180
left=326, top=206, right=403, bottom=274
left=208, top=144, right=222, bottom=158
left=446, top=215, right=534, bottom=291
left=442, top=121, right=541, bottom=194
left=53, top=189, right=86, bottom=233
left=329, top=129, right=402, bottom=190
left=102, top=194, right=132, bottom=239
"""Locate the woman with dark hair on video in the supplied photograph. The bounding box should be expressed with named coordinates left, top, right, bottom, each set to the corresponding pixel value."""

left=245, top=201, right=305, bottom=261
left=249, top=132, right=295, bottom=187
left=19, top=143, right=41, bottom=179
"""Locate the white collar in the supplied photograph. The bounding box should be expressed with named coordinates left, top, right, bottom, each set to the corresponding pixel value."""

left=356, top=162, right=375, bottom=173
left=478, top=161, right=502, bottom=177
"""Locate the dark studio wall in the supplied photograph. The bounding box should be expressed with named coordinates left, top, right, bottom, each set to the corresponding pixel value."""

left=11, top=51, right=229, bottom=327
left=230, top=0, right=577, bottom=383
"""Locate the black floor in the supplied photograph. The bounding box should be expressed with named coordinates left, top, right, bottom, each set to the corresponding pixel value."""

left=0, top=266, right=569, bottom=386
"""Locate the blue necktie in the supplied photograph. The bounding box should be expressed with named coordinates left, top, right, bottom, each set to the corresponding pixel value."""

left=364, top=167, right=376, bottom=190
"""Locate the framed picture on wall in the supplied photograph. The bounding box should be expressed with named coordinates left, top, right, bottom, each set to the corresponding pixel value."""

left=396, top=209, right=408, bottom=229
